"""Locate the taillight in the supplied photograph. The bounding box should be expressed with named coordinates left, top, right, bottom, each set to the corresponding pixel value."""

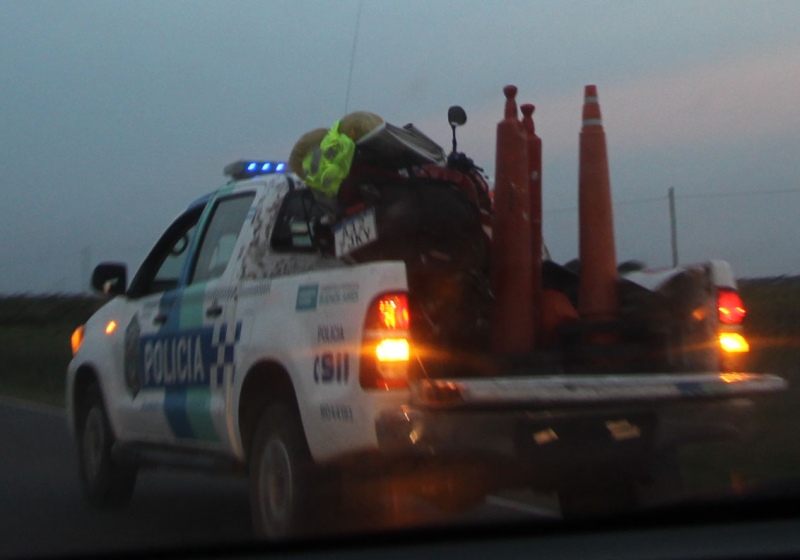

left=377, top=296, right=410, bottom=330
left=719, top=332, right=750, bottom=353
left=718, top=288, right=746, bottom=325
left=360, top=293, right=411, bottom=390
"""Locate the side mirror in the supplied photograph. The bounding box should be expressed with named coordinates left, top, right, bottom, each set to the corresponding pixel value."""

left=447, top=105, right=467, bottom=155
left=91, top=263, right=127, bottom=296
left=447, top=106, right=467, bottom=127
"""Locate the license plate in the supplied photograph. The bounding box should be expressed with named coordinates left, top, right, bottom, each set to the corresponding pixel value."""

left=514, top=414, right=655, bottom=458
left=333, top=208, right=378, bottom=257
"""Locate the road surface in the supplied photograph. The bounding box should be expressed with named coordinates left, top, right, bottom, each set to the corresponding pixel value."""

left=0, top=397, right=554, bottom=558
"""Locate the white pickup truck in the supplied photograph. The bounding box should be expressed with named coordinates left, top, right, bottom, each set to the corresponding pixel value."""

left=67, top=133, right=785, bottom=539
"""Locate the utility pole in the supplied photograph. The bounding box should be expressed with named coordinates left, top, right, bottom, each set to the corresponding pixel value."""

left=669, top=187, right=678, bottom=267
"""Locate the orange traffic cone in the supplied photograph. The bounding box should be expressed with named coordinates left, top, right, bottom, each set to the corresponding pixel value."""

left=491, top=85, right=534, bottom=354
left=521, top=103, right=543, bottom=348
left=578, top=85, right=619, bottom=322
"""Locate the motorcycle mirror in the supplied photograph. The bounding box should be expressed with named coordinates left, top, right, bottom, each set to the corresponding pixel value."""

left=448, top=106, right=467, bottom=155
left=448, top=106, right=467, bottom=127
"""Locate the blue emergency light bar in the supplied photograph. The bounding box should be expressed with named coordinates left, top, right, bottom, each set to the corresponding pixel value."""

left=224, top=160, right=287, bottom=180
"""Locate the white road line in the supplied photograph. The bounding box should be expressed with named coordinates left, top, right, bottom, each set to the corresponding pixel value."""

left=0, top=396, right=64, bottom=417
left=486, top=495, right=562, bottom=519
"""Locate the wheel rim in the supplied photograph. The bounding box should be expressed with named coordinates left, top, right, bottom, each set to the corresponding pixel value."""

left=82, top=407, right=105, bottom=483
left=258, top=438, right=293, bottom=535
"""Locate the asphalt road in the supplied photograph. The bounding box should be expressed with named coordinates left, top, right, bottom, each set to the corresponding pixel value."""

left=0, top=398, right=552, bottom=559
left=8, top=398, right=800, bottom=560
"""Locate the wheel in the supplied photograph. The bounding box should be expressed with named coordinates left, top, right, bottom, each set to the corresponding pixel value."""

left=249, top=404, right=330, bottom=539
left=77, top=383, right=137, bottom=507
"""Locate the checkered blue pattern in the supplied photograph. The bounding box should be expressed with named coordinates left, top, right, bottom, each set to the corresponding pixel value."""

left=210, top=320, right=242, bottom=387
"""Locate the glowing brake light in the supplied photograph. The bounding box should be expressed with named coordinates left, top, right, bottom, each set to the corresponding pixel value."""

left=719, top=332, right=750, bottom=353
left=376, top=338, right=410, bottom=362
left=718, top=288, right=746, bottom=324
left=361, top=293, right=412, bottom=390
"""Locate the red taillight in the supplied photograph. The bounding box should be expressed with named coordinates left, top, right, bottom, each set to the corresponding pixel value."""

left=376, top=295, right=410, bottom=330
left=361, top=293, right=411, bottom=390
left=718, top=288, right=746, bottom=324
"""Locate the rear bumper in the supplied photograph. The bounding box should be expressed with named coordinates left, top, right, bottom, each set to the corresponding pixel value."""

left=376, top=371, right=786, bottom=462
left=376, top=397, right=756, bottom=462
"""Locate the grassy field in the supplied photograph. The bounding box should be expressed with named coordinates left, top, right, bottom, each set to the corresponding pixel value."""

left=0, top=295, right=104, bottom=407
left=0, top=278, right=798, bottom=494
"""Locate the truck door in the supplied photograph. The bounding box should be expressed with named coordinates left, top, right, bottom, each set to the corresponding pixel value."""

left=119, top=192, right=255, bottom=447
left=162, top=191, right=256, bottom=448
left=117, top=204, right=203, bottom=440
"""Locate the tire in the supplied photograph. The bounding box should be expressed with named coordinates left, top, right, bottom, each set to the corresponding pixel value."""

left=249, top=404, right=329, bottom=539
left=77, top=383, right=137, bottom=507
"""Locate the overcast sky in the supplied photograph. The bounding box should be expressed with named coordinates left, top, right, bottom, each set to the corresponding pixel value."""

left=1, top=0, right=799, bottom=294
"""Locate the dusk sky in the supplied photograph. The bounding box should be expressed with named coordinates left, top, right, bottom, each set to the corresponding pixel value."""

left=1, top=0, right=799, bottom=294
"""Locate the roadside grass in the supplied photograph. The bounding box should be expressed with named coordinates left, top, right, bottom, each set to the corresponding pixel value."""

left=0, top=295, right=103, bottom=408
left=680, top=276, right=800, bottom=495
left=679, top=360, right=800, bottom=495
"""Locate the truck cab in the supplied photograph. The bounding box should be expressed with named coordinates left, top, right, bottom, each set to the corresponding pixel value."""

left=67, top=161, right=421, bottom=534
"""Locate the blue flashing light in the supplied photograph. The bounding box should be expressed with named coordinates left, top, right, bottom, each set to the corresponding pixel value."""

left=224, top=160, right=289, bottom=180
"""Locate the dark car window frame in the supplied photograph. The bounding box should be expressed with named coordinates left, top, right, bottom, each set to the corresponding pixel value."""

left=187, top=192, right=255, bottom=284
left=126, top=204, right=205, bottom=299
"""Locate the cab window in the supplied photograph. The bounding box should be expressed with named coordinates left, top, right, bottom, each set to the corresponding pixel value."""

left=190, top=193, right=255, bottom=284
left=127, top=205, right=204, bottom=298
left=271, top=189, right=326, bottom=252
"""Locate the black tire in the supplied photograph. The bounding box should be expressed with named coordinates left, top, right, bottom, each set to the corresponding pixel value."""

left=249, top=404, right=329, bottom=539
left=77, top=383, right=137, bottom=507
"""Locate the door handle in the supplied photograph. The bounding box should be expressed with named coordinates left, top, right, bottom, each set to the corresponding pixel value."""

left=205, top=304, right=223, bottom=318
left=153, top=313, right=168, bottom=325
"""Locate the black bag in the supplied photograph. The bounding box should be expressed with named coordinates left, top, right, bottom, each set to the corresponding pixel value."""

left=348, top=177, right=492, bottom=362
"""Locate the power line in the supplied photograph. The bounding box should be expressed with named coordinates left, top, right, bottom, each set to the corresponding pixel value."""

left=679, top=187, right=800, bottom=199
left=544, top=186, right=800, bottom=215
left=616, top=195, right=666, bottom=206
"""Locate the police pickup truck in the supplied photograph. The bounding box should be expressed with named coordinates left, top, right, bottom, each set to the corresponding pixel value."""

left=67, top=121, right=785, bottom=539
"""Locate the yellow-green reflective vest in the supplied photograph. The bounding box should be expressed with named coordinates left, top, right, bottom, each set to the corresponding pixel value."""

left=303, top=121, right=355, bottom=197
